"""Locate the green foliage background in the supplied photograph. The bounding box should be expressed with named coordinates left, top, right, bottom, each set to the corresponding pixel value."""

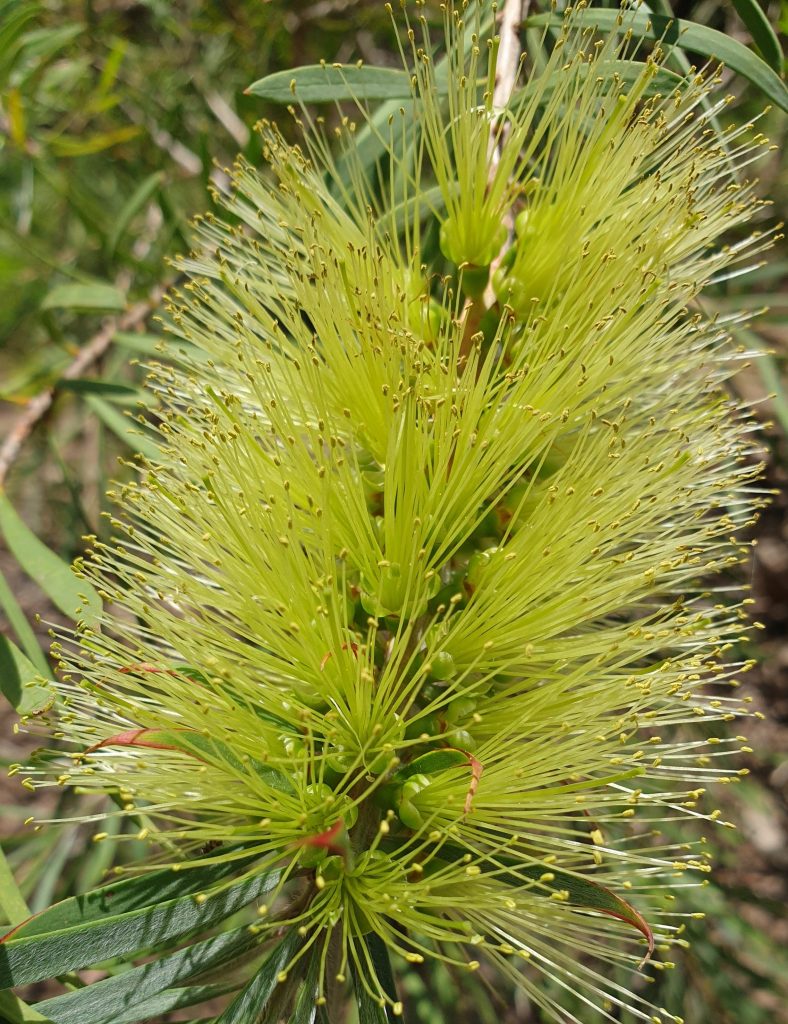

left=0, top=1, right=786, bottom=1021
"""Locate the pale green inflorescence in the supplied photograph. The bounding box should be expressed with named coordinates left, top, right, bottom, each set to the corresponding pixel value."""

left=20, top=1, right=775, bottom=1020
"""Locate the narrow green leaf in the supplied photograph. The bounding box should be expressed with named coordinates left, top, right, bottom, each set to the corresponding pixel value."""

left=84, top=395, right=161, bottom=459
left=41, top=283, right=126, bottom=312
left=36, top=925, right=254, bottom=1024
left=438, top=842, right=653, bottom=955
left=18, top=23, right=82, bottom=63
left=291, top=944, right=322, bottom=1024
left=0, top=859, right=280, bottom=987
left=645, top=0, right=675, bottom=16
left=247, top=65, right=416, bottom=104
left=0, top=843, right=31, bottom=926
left=525, top=9, right=788, bottom=112
left=0, top=494, right=102, bottom=624
left=352, top=966, right=389, bottom=1024
left=3, top=857, right=237, bottom=941
left=510, top=58, right=686, bottom=108
left=107, top=172, right=164, bottom=256
left=89, top=726, right=295, bottom=795
left=0, top=635, right=54, bottom=716
left=214, top=929, right=301, bottom=1024
left=396, top=749, right=469, bottom=781
left=0, top=567, right=49, bottom=674
left=0, top=1, right=41, bottom=85
left=362, top=937, right=399, bottom=1015
left=730, top=0, right=783, bottom=74
left=110, top=984, right=231, bottom=1024
left=0, top=990, right=54, bottom=1024
left=348, top=931, right=399, bottom=1024
left=113, top=331, right=164, bottom=355
left=57, top=379, right=140, bottom=402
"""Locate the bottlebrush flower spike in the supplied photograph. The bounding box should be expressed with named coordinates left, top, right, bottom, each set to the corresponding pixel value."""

left=18, top=2, right=774, bottom=1021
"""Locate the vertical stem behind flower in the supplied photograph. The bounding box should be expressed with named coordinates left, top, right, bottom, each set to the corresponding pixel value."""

left=483, top=0, right=528, bottom=308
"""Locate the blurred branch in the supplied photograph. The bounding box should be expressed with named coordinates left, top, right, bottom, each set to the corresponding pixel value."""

left=489, top=0, right=527, bottom=177
left=484, top=0, right=527, bottom=307
left=0, top=283, right=168, bottom=489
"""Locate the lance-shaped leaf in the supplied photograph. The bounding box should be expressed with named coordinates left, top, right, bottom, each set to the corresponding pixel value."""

left=352, top=932, right=400, bottom=1024
left=104, top=983, right=231, bottom=1024
left=0, top=858, right=279, bottom=987
left=730, top=0, right=783, bottom=74
left=291, top=942, right=323, bottom=1024
left=510, top=58, right=686, bottom=108
left=438, top=843, right=654, bottom=959
left=0, top=566, right=49, bottom=673
left=34, top=924, right=255, bottom=1024
left=214, top=928, right=301, bottom=1024
left=526, top=8, right=788, bottom=112
left=0, top=990, right=54, bottom=1024
left=41, top=283, right=126, bottom=312
left=0, top=636, right=54, bottom=716
left=85, top=727, right=294, bottom=795
left=0, top=495, right=102, bottom=624
left=247, top=64, right=418, bottom=104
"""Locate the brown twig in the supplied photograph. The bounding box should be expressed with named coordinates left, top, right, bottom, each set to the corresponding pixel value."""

left=0, top=284, right=167, bottom=489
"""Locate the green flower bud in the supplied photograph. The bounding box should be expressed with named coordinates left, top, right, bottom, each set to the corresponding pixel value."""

left=326, top=745, right=355, bottom=773
left=305, top=782, right=334, bottom=803
left=466, top=547, right=497, bottom=587
left=514, top=208, right=532, bottom=239
left=420, top=681, right=444, bottom=704
left=446, top=728, right=477, bottom=751
left=445, top=696, right=476, bottom=724
left=422, top=298, right=443, bottom=342
left=491, top=270, right=528, bottom=312
left=280, top=733, right=306, bottom=758
left=340, top=799, right=358, bottom=830
left=397, top=798, right=423, bottom=829
left=428, top=650, right=456, bottom=681
left=401, top=774, right=431, bottom=801
left=404, top=711, right=440, bottom=741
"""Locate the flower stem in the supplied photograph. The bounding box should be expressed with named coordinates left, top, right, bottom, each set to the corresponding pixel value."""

left=349, top=797, right=381, bottom=855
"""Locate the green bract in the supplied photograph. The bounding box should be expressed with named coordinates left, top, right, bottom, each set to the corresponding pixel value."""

left=16, top=2, right=773, bottom=1021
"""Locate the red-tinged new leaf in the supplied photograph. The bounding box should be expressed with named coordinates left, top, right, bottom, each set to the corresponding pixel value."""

left=84, top=727, right=294, bottom=795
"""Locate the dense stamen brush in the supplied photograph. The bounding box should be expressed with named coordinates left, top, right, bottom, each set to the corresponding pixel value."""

left=9, top=2, right=778, bottom=1021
